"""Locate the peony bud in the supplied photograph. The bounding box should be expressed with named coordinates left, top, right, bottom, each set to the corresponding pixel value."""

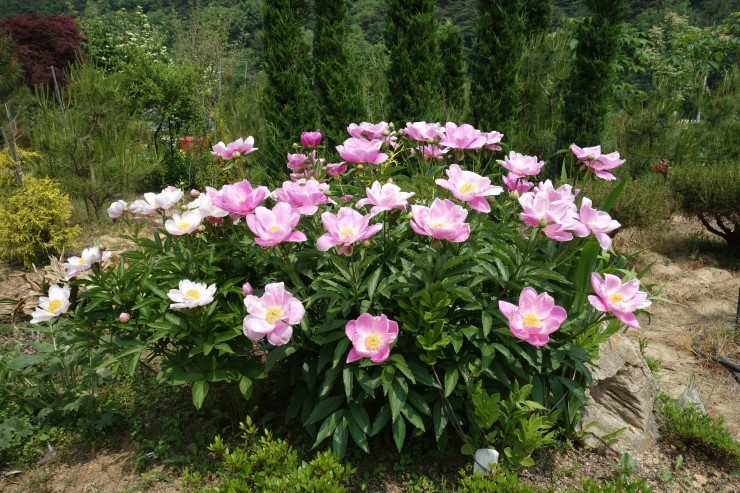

left=118, top=312, right=131, bottom=323
left=197, top=225, right=206, bottom=232
left=190, top=189, right=200, bottom=198
left=242, top=282, right=253, bottom=296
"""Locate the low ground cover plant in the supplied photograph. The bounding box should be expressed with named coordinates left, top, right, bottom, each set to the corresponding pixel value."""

left=21, top=122, right=653, bottom=467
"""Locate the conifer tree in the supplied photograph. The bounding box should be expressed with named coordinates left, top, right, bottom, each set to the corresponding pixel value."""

left=523, top=0, right=552, bottom=34
left=469, top=0, right=524, bottom=135
left=385, top=0, right=442, bottom=123
left=438, top=21, right=467, bottom=117
left=560, top=0, right=626, bottom=148
left=261, top=0, right=316, bottom=179
left=313, top=0, right=366, bottom=148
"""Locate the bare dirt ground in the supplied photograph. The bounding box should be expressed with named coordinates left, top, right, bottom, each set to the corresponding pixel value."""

left=1, top=216, right=738, bottom=492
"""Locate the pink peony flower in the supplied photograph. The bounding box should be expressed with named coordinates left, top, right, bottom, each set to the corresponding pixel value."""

left=439, top=122, right=486, bottom=150
left=128, top=199, right=157, bottom=216
left=570, top=144, right=625, bottom=181
left=118, top=312, right=131, bottom=323
left=499, top=152, right=546, bottom=179
left=143, top=186, right=184, bottom=211
left=502, top=172, right=534, bottom=194
left=410, top=198, right=471, bottom=242
left=588, top=273, right=651, bottom=329
left=483, top=130, right=504, bottom=151
left=246, top=202, right=307, bottom=247
left=416, top=144, right=448, bottom=160
left=107, top=200, right=127, bottom=218
left=272, top=179, right=335, bottom=216
left=518, top=180, right=587, bottom=241
left=342, top=194, right=354, bottom=203
left=301, top=130, right=322, bottom=148
left=403, top=121, right=444, bottom=142
left=187, top=193, right=229, bottom=218
left=211, top=136, right=257, bottom=160
left=64, top=246, right=111, bottom=279
left=242, top=282, right=254, bottom=296
left=243, top=282, right=304, bottom=346
left=325, top=162, right=348, bottom=177
left=498, top=287, right=567, bottom=346
left=577, top=198, right=620, bottom=250
left=435, top=164, right=503, bottom=213
left=336, top=138, right=388, bottom=165
left=316, top=207, right=383, bottom=255
left=348, top=121, right=389, bottom=140
left=287, top=153, right=310, bottom=172
left=345, top=313, right=399, bottom=364
left=206, top=180, right=270, bottom=216
left=31, top=284, right=71, bottom=324
left=356, top=181, right=415, bottom=215
left=165, top=211, right=203, bottom=236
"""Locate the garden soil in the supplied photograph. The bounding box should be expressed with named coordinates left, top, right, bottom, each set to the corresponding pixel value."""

left=1, top=216, right=738, bottom=492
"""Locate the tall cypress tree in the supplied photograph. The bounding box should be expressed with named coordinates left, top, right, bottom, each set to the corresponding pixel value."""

left=261, top=0, right=316, bottom=178
left=313, top=0, right=366, bottom=148
left=469, top=0, right=524, bottom=135
left=523, top=0, right=552, bottom=34
left=438, top=21, right=467, bottom=118
left=560, top=0, right=626, bottom=148
left=385, top=0, right=442, bottom=123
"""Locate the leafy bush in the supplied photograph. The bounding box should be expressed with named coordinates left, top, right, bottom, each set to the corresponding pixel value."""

left=183, top=416, right=355, bottom=492
left=456, top=468, right=653, bottom=492
left=29, top=124, right=652, bottom=468
left=669, top=161, right=740, bottom=252
left=657, top=393, right=740, bottom=469
left=0, top=176, right=79, bottom=267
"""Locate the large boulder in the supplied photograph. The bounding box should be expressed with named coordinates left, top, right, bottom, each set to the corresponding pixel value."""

left=577, top=333, right=659, bottom=455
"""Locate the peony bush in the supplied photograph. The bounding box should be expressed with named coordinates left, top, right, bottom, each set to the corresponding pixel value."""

left=28, top=122, right=652, bottom=465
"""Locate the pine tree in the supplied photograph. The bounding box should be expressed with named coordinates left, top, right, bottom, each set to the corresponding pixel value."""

left=260, top=0, right=316, bottom=179
left=560, top=0, right=626, bottom=149
left=437, top=21, right=467, bottom=118
left=385, top=0, right=442, bottom=124
left=468, top=0, right=524, bottom=135
left=523, top=0, right=552, bottom=34
left=313, top=0, right=367, bottom=148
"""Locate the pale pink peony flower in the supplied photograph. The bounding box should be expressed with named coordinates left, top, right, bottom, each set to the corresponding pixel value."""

left=128, top=199, right=157, bottom=216
left=246, top=202, right=307, bottom=247
left=416, top=144, right=448, bottom=160
left=588, top=273, right=651, bottom=329
left=347, top=121, right=389, bottom=140
left=211, top=136, right=257, bottom=160
left=342, top=194, right=354, bottom=203
left=272, top=179, right=335, bottom=216
left=187, top=193, right=229, bottom=218
left=118, top=312, right=131, bottom=323
left=410, top=198, right=471, bottom=242
left=577, top=198, right=620, bottom=250
left=31, top=284, right=71, bottom=324
left=345, top=313, right=399, bottom=364
left=64, top=246, right=111, bottom=279
left=325, top=162, right=348, bottom=177
left=439, top=122, right=486, bottom=150
left=499, top=287, right=567, bottom=346
left=518, top=180, right=587, bottom=241
left=301, top=130, right=322, bottom=148
left=356, top=181, right=415, bottom=215
left=107, top=200, right=127, bottom=218
left=168, top=280, right=217, bottom=309
left=316, top=207, right=383, bottom=255
left=435, top=164, right=503, bottom=213
left=570, top=144, right=625, bottom=181
left=499, top=151, right=546, bottom=179
left=403, top=121, right=444, bottom=142
left=206, top=180, right=270, bottom=216
left=483, top=130, right=504, bottom=151
left=144, top=186, right=184, bottom=211
left=165, top=211, right=203, bottom=236
left=502, top=172, right=534, bottom=194
left=336, top=138, right=388, bottom=165
left=242, top=282, right=254, bottom=296
left=287, top=153, right=310, bottom=172
left=243, top=282, right=304, bottom=346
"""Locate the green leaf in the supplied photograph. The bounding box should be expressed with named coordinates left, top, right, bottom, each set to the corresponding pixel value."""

left=392, top=416, right=406, bottom=452
left=348, top=403, right=371, bottom=433
left=141, top=279, right=168, bottom=300
left=313, top=410, right=344, bottom=448
left=191, top=381, right=209, bottom=410
left=433, top=400, right=448, bottom=441
left=389, top=379, right=408, bottom=421
left=265, top=345, right=296, bottom=373
left=444, top=367, right=459, bottom=397
left=305, top=396, right=343, bottom=425
left=370, top=404, right=390, bottom=436
left=332, top=417, right=349, bottom=458
left=347, top=416, right=370, bottom=453
left=239, top=376, right=253, bottom=401
left=401, top=404, right=426, bottom=433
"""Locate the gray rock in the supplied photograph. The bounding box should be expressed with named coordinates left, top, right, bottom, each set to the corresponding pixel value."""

left=676, top=388, right=706, bottom=414
left=577, top=333, right=659, bottom=456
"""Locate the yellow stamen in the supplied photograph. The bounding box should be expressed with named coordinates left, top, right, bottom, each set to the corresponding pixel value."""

left=268, top=225, right=281, bottom=233
left=430, top=222, right=447, bottom=229
left=365, top=333, right=381, bottom=351
left=177, top=222, right=191, bottom=230
left=459, top=183, right=475, bottom=194
left=609, top=293, right=624, bottom=303
left=185, top=289, right=201, bottom=299
left=265, top=307, right=283, bottom=324
left=48, top=299, right=62, bottom=313
left=522, top=313, right=541, bottom=327
left=339, top=227, right=356, bottom=240
left=76, top=258, right=86, bottom=265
